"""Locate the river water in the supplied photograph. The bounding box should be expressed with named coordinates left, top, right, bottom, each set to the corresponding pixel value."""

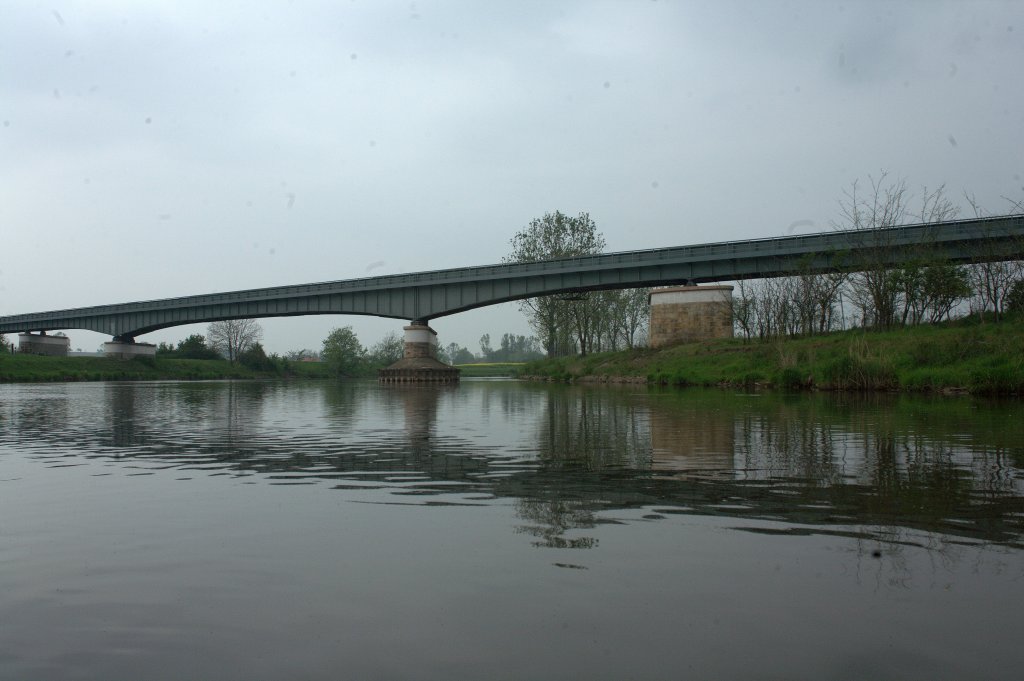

left=1, top=379, right=1022, bottom=680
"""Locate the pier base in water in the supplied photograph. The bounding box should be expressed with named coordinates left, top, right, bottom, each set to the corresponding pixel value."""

left=378, top=322, right=460, bottom=384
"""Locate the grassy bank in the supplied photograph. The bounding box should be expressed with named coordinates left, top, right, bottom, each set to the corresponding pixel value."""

left=0, top=354, right=332, bottom=383
left=456, top=362, right=524, bottom=377
left=519, top=316, right=1024, bottom=395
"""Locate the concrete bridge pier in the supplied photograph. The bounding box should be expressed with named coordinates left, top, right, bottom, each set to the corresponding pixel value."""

left=378, top=321, right=460, bottom=384
left=18, top=331, right=70, bottom=356
left=103, top=337, right=157, bottom=359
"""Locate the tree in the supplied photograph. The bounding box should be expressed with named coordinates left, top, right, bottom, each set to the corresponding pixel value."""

left=964, top=192, right=1024, bottom=322
left=177, top=333, right=221, bottom=359
left=606, top=288, right=650, bottom=349
left=207, top=319, right=263, bottom=362
left=835, top=173, right=958, bottom=329
left=238, top=342, right=275, bottom=371
left=504, top=211, right=606, bottom=356
left=921, top=263, right=971, bottom=323
left=1007, top=279, right=1024, bottom=315
left=442, top=342, right=475, bottom=365
left=367, top=331, right=403, bottom=366
left=322, top=326, right=365, bottom=376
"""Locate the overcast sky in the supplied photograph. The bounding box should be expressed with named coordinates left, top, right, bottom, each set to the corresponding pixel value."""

left=2, top=0, right=1022, bottom=354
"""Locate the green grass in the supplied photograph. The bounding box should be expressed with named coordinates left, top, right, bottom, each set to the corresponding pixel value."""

left=455, top=362, right=525, bottom=377
left=0, top=354, right=332, bottom=383
left=519, top=316, right=1024, bottom=395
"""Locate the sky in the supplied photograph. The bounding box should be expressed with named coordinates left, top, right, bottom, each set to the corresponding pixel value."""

left=1, top=0, right=1022, bottom=354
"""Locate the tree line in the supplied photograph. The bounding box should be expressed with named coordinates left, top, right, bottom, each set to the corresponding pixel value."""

left=319, top=327, right=549, bottom=376
left=149, top=318, right=551, bottom=378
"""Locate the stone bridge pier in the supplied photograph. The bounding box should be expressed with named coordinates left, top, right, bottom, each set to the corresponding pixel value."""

left=649, top=285, right=734, bottom=348
left=378, top=322, right=460, bottom=384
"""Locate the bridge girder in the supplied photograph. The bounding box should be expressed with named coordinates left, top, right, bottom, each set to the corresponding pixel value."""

left=1, top=215, right=1022, bottom=339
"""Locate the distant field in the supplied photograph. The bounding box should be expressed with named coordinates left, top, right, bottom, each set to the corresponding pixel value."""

left=455, top=362, right=524, bottom=377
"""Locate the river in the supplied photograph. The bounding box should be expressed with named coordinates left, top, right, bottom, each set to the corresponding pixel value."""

left=1, top=380, right=1022, bottom=680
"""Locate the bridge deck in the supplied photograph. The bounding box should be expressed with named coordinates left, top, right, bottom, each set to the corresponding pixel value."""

left=1, top=215, right=1022, bottom=339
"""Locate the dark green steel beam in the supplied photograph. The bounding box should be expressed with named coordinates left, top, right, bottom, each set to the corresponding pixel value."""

left=1, top=215, right=1022, bottom=339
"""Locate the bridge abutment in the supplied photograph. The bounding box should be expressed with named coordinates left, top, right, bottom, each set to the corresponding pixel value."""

left=649, top=285, right=734, bottom=348
left=378, top=322, right=460, bottom=384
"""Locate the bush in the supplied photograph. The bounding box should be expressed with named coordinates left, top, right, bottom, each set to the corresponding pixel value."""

left=1007, top=279, right=1024, bottom=315
left=775, top=367, right=803, bottom=390
left=238, top=343, right=275, bottom=372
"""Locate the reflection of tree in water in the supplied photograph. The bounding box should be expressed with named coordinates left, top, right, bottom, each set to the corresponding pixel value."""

left=534, top=385, right=651, bottom=469
left=509, top=389, right=1024, bottom=556
left=514, top=498, right=599, bottom=549
left=0, top=385, right=73, bottom=454
left=101, top=382, right=273, bottom=460
left=506, top=386, right=650, bottom=548
left=107, top=383, right=142, bottom=449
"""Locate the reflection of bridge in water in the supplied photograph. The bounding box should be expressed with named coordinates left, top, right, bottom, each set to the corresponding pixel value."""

left=5, top=382, right=1019, bottom=552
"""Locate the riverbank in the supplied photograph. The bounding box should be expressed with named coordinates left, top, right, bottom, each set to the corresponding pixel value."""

left=0, top=354, right=526, bottom=383
left=0, top=354, right=332, bottom=383
left=519, top=316, right=1024, bottom=394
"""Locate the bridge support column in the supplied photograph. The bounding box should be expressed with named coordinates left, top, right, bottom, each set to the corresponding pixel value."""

left=103, top=339, right=157, bottom=360
left=649, top=285, right=734, bottom=348
left=378, top=322, right=460, bottom=384
left=18, top=332, right=70, bottom=356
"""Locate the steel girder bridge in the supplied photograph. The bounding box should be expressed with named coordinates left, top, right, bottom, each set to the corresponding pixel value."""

left=1, top=215, right=1022, bottom=341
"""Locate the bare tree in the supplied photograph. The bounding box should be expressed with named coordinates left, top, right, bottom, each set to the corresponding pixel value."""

left=964, top=192, right=1024, bottom=322
left=207, top=318, right=263, bottom=362
left=616, top=287, right=650, bottom=349
left=733, top=280, right=755, bottom=341
left=835, top=173, right=959, bottom=329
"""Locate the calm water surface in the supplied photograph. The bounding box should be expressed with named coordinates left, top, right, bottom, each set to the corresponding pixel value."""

left=1, top=380, right=1022, bottom=680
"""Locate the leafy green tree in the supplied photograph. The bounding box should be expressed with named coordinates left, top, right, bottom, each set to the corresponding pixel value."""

left=505, top=211, right=606, bottom=356
left=442, top=342, right=476, bottom=364
left=177, top=334, right=222, bottom=359
left=922, top=263, right=971, bottom=323
left=322, top=326, right=366, bottom=376
left=367, top=331, right=403, bottom=366
left=1006, top=279, right=1024, bottom=315
left=238, top=342, right=275, bottom=371
left=487, top=333, right=545, bottom=361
